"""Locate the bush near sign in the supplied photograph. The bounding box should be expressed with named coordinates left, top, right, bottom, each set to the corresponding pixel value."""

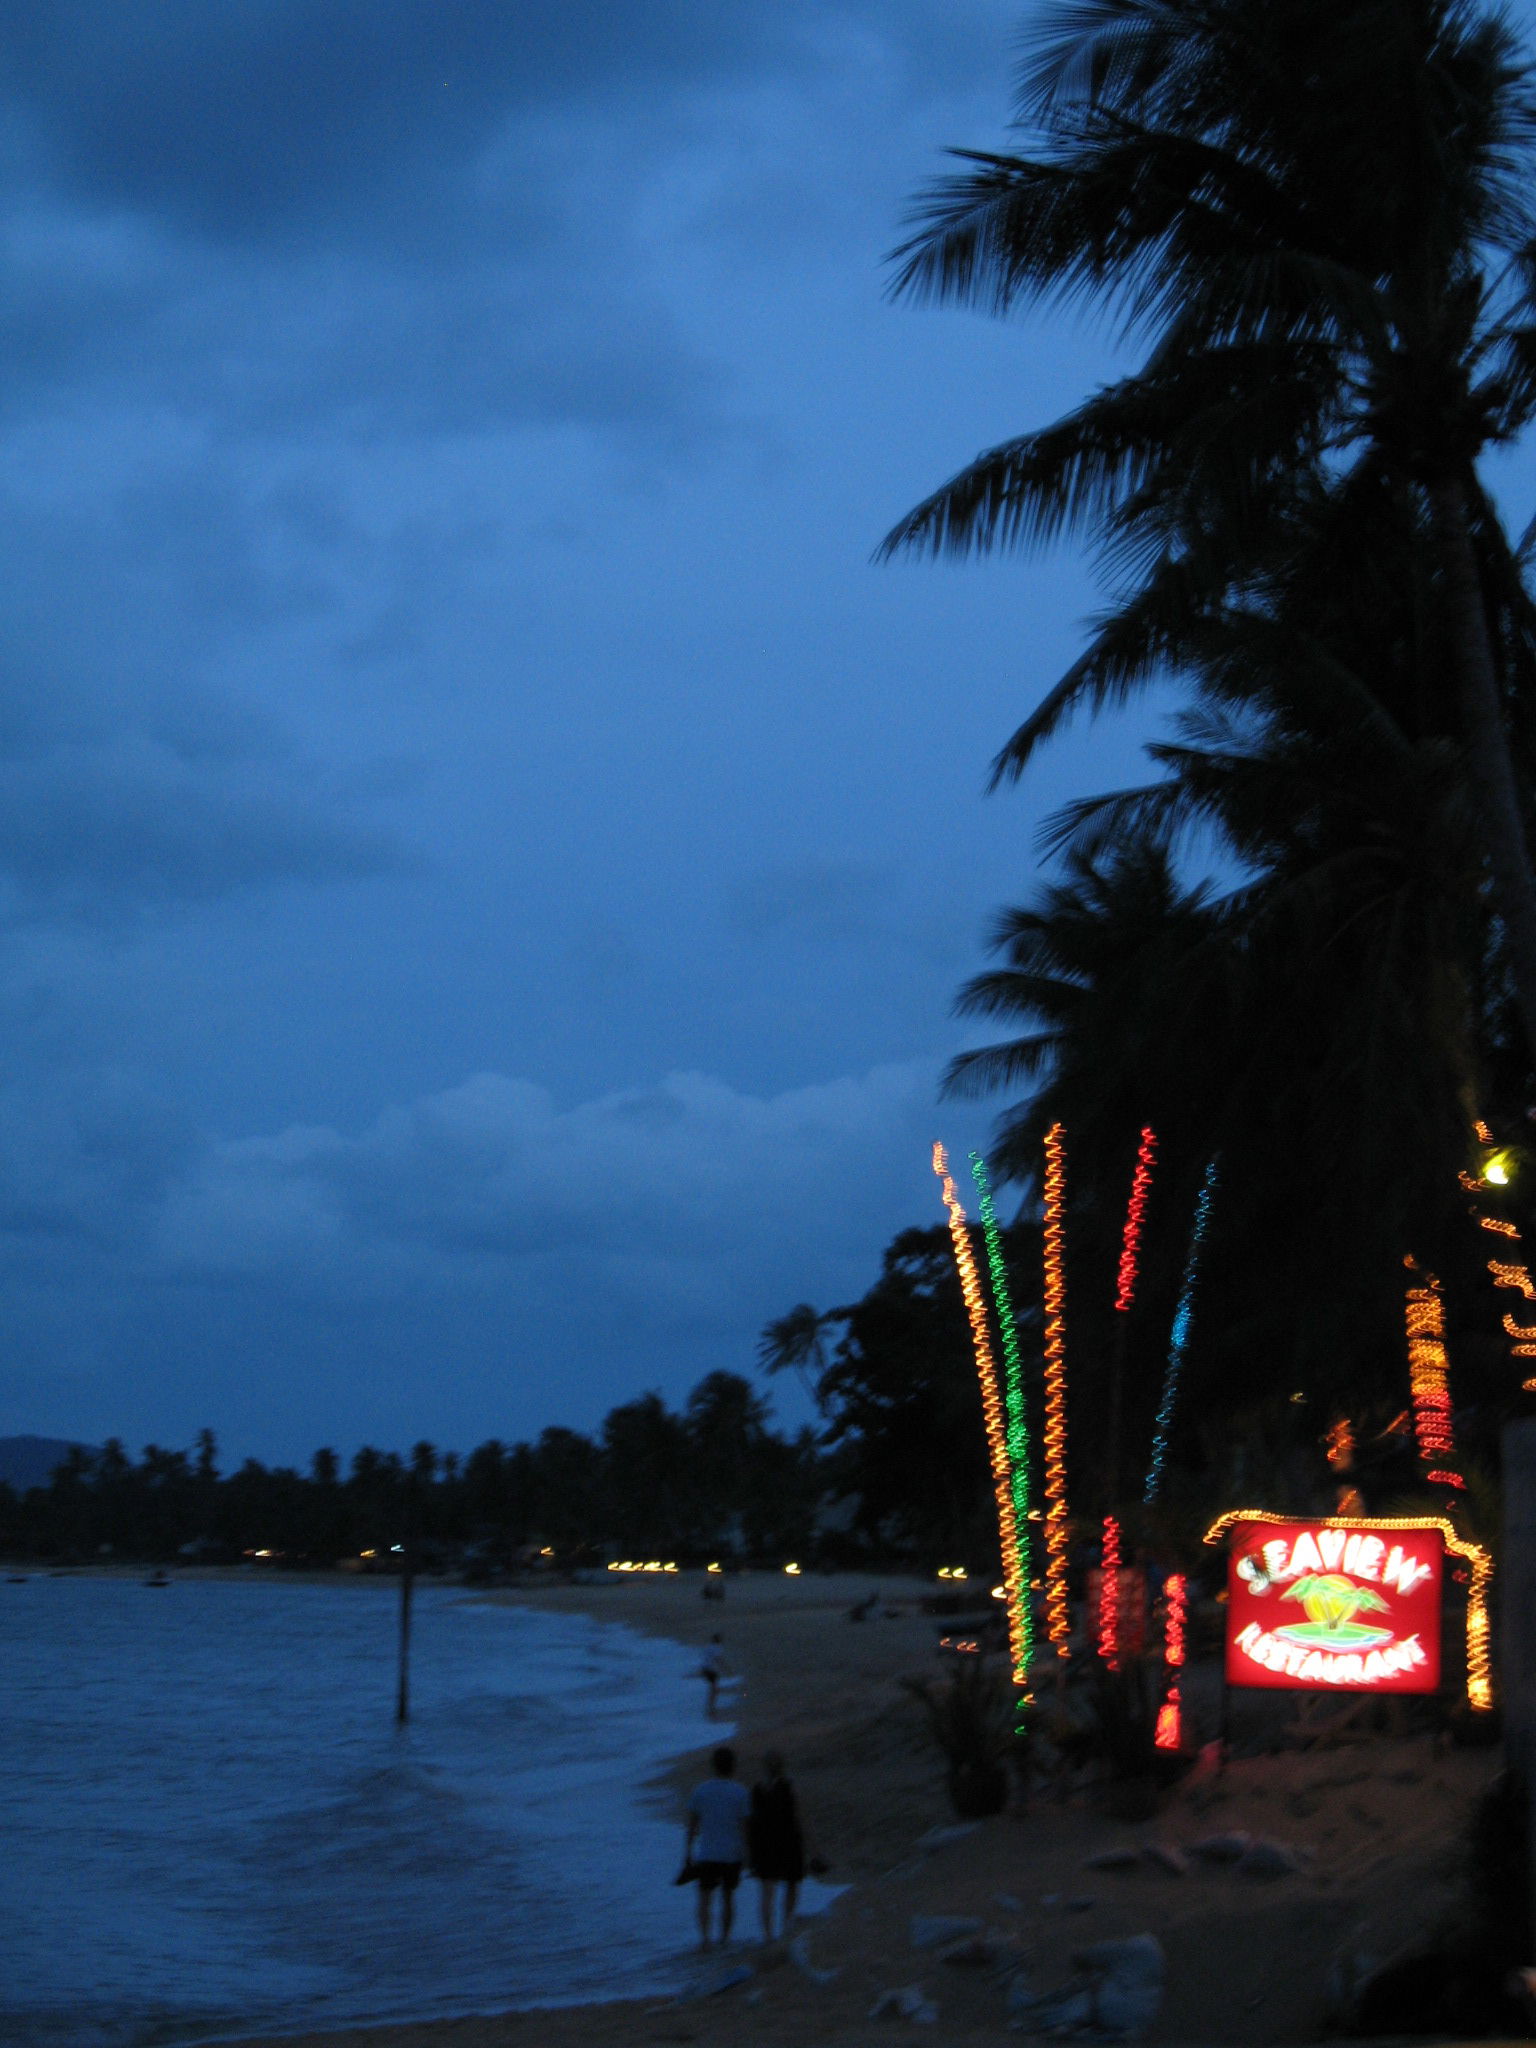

left=1224, top=1517, right=1443, bottom=1695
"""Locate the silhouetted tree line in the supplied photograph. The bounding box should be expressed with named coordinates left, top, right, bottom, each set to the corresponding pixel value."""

left=0, top=1372, right=833, bottom=1569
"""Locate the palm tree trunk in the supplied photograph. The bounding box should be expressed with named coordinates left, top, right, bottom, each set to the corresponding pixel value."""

left=1432, top=477, right=1536, bottom=1069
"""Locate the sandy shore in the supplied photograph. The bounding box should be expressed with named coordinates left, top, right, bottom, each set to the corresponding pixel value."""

left=209, top=1567, right=1503, bottom=2048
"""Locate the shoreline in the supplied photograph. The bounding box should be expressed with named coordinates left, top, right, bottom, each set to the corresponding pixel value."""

left=200, top=1569, right=963, bottom=2048
left=195, top=1570, right=1504, bottom=2048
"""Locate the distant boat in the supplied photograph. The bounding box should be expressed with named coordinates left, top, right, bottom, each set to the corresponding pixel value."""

left=143, top=1571, right=170, bottom=1588
left=6, top=1573, right=28, bottom=1583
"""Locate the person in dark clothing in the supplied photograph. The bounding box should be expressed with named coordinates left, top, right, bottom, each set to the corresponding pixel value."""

left=748, top=1749, right=805, bottom=1941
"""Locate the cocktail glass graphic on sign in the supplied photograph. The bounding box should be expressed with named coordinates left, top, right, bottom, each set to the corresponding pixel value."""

left=1222, top=1519, right=1443, bottom=1693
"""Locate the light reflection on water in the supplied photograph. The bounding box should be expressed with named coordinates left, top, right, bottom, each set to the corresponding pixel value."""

left=0, top=1577, right=707, bottom=2047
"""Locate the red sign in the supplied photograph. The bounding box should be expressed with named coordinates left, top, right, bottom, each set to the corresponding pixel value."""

left=1225, top=1518, right=1443, bottom=1693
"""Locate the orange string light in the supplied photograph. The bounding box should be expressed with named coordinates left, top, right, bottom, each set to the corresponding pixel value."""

left=1325, top=1416, right=1362, bottom=1511
left=1114, top=1126, right=1158, bottom=1313
left=1154, top=1572, right=1186, bottom=1750
left=1098, top=1515, right=1121, bottom=1669
left=1404, top=1271, right=1465, bottom=1489
left=932, top=1143, right=1030, bottom=1695
left=1041, top=1122, right=1071, bottom=1659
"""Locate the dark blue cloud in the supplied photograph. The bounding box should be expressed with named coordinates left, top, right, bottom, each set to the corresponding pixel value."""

left=0, top=0, right=1163, bottom=1462
left=1, top=2, right=1006, bottom=242
left=0, top=2, right=1018, bottom=453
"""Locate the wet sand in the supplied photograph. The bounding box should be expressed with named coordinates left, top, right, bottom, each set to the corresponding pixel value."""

left=211, top=1568, right=1503, bottom=2048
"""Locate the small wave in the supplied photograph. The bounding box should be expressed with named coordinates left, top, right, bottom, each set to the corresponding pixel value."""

left=1, top=1580, right=704, bottom=2046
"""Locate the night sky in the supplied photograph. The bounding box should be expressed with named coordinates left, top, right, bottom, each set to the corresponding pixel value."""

left=6, top=2, right=1528, bottom=1465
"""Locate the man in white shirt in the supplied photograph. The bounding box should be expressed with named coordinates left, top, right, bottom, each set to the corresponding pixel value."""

left=685, top=1745, right=752, bottom=1948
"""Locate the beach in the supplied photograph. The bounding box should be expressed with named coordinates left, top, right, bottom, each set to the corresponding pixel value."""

left=209, top=1567, right=1503, bottom=2048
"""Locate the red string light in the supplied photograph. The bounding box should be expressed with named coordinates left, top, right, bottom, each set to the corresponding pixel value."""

left=1114, top=1126, right=1158, bottom=1313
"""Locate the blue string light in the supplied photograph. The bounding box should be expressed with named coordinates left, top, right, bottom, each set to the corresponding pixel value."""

left=1145, top=1160, right=1219, bottom=1504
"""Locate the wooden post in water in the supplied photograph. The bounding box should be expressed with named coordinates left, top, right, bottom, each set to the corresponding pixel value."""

left=395, top=1544, right=414, bottom=1726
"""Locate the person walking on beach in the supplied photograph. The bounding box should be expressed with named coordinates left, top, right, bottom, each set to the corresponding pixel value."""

left=748, top=1749, right=805, bottom=1942
left=685, top=1746, right=751, bottom=1949
left=697, top=1632, right=727, bottom=1717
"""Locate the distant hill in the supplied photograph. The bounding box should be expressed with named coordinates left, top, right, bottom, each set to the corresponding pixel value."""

left=0, top=1436, right=92, bottom=1490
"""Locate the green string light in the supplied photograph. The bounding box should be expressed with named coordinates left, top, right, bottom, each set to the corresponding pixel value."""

left=969, top=1150, right=1033, bottom=1700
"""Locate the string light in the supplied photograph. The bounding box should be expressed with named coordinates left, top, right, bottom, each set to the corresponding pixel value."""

left=969, top=1150, right=1034, bottom=1693
left=1482, top=1246, right=1536, bottom=1373
left=1468, top=1127, right=1536, bottom=1385
left=1154, top=1571, right=1187, bottom=1750
left=1041, top=1123, right=1072, bottom=1659
left=1114, top=1126, right=1158, bottom=1313
left=1404, top=1270, right=1466, bottom=1490
left=1466, top=1572, right=1494, bottom=1711
left=1098, top=1515, right=1121, bottom=1669
left=933, top=1143, right=1031, bottom=1698
left=1203, top=1509, right=1494, bottom=1712
left=1145, top=1161, right=1219, bottom=1503
left=1325, top=1416, right=1362, bottom=1513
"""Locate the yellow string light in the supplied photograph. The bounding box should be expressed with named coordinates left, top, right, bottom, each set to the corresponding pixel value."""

left=1203, top=1509, right=1494, bottom=1712
left=932, top=1143, right=1031, bottom=1698
left=1470, top=1128, right=1536, bottom=1381
left=1041, top=1123, right=1071, bottom=1659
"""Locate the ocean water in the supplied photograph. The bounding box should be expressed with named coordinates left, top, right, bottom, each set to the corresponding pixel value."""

left=1, top=1575, right=721, bottom=2047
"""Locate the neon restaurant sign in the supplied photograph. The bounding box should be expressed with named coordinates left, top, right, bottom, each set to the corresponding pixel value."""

left=1203, top=1511, right=1493, bottom=1710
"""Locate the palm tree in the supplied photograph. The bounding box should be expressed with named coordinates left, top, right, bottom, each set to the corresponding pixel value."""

left=942, top=649, right=1499, bottom=1496
left=756, top=1302, right=832, bottom=1411
left=945, top=834, right=1226, bottom=1186
left=881, top=0, right=1536, bottom=1060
